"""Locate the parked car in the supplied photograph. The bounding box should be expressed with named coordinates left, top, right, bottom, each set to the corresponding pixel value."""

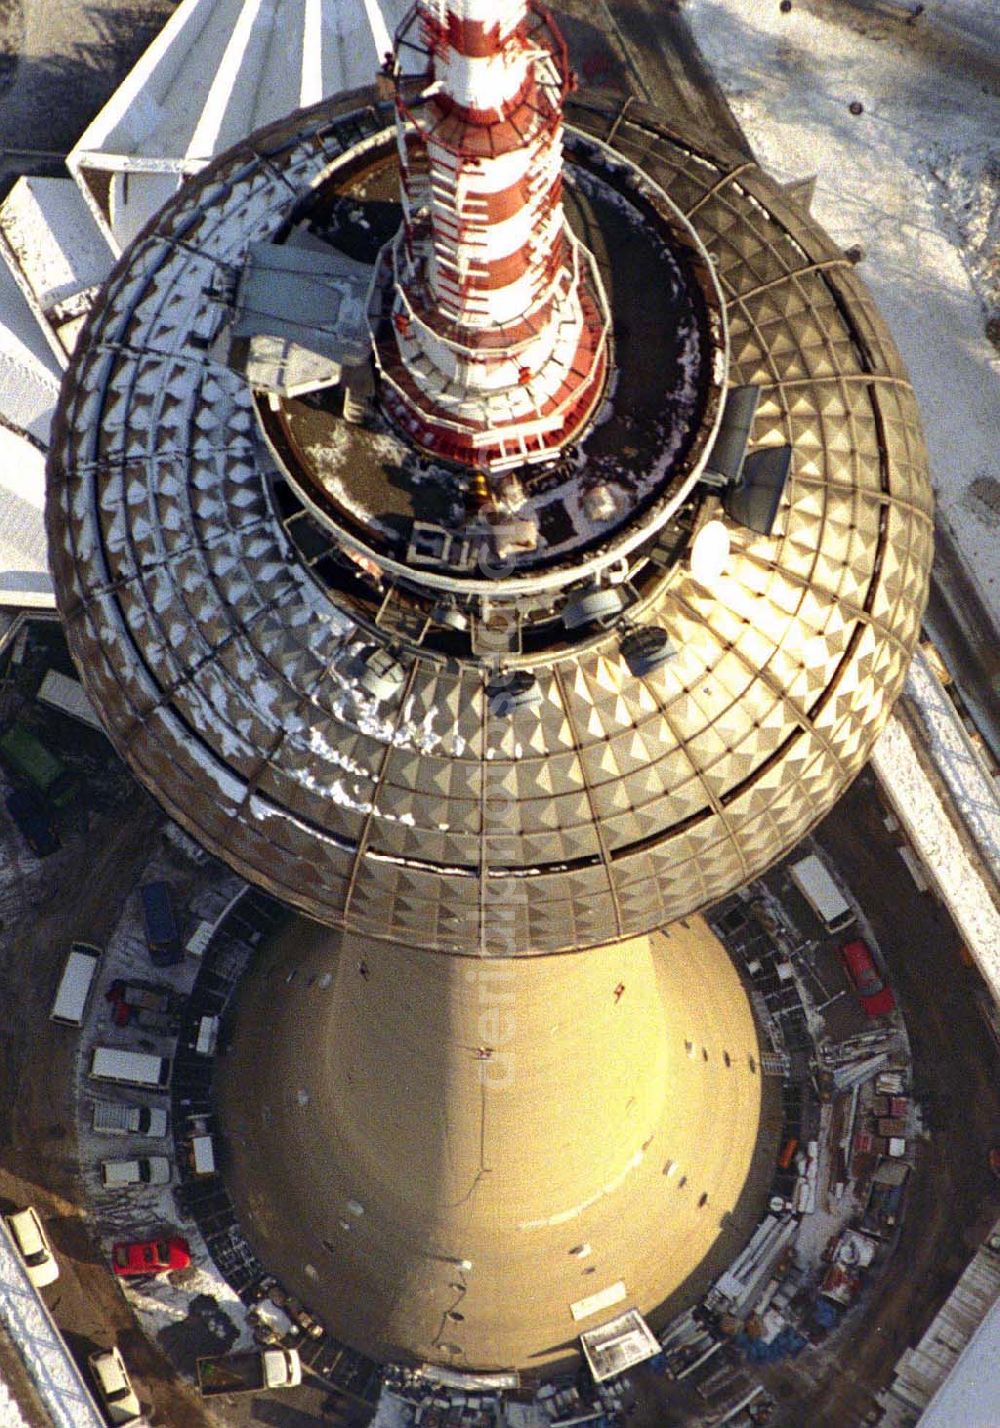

left=4, top=786, right=59, bottom=856
left=4, top=1206, right=59, bottom=1288
left=839, top=938, right=896, bottom=1016
left=112, top=1236, right=191, bottom=1277
left=87, top=1346, right=142, bottom=1425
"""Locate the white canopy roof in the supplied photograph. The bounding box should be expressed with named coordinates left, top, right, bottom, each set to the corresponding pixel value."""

left=0, top=260, right=62, bottom=448
left=918, top=1294, right=1000, bottom=1427
left=67, top=0, right=410, bottom=251
left=0, top=425, right=54, bottom=608
left=0, top=177, right=113, bottom=365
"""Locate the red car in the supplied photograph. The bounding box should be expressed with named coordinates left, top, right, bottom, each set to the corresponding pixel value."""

left=839, top=939, right=896, bottom=1017
left=112, top=1237, right=191, bottom=1277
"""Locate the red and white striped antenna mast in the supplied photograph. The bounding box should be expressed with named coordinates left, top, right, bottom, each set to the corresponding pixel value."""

left=372, top=0, right=611, bottom=471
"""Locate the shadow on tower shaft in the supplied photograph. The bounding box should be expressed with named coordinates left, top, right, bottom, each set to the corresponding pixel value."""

left=213, top=915, right=776, bottom=1370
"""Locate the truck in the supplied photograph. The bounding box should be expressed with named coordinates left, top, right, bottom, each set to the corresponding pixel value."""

left=101, top=1156, right=171, bottom=1189
left=0, top=724, right=80, bottom=809
left=89, top=1046, right=171, bottom=1090
left=50, top=942, right=101, bottom=1026
left=92, top=1100, right=168, bottom=1138
left=861, top=1160, right=909, bottom=1238
left=196, top=1347, right=302, bottom=1397
left=787, top=853, right=854, bottom=934
left=105, top=978, right=182, bottom=1034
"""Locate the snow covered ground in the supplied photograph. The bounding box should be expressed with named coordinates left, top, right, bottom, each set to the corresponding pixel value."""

left=0, top=1223, right=104, bottom=1428
left=686, top=0, right=1000, bottom=628
left=0, top=1382, right=28, bottom=1428
left=73, top=840, right=256, bottom=1364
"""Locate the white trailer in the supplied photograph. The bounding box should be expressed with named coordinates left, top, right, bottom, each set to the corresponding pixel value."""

left=788, top=854, right=855, bottom=933
left=50, top=943, right=101, bottom=1026
left=89, top=1047, right=171, bottom=1089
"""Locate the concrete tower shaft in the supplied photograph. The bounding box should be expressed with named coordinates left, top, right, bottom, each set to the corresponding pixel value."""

left=215, top=917, right=771, bottom=1370
left=378, top=0, right=611, bottom=468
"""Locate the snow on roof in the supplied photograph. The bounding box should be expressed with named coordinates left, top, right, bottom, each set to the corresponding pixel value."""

left=67, top=0, right=410, bottom=251
left=0, top=177, right=112, bottom=365
left=371, top=1392, right=416, bottom=1428
left=0, top=425, right=53, bottom=607
left=0, top=263, right=62, bottom=448
left=871, top=714, right=1000, bottom=992
left=0, top=1380, right=30, bottom=1427
left=49, top=99, right=935, bottom=952
left=0, top=261, right=62, bottom=383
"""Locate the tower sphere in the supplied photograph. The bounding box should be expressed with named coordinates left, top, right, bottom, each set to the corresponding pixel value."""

left=46, top=81, right=933, bottom=956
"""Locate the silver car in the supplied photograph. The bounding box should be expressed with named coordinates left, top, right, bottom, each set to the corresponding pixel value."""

left=88, top=1346, right=142, bottom=1425
left=4, top=1206, right=59, bottom=1288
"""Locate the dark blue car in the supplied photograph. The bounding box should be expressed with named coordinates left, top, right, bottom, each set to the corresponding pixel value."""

left=5, top=787, right=60, bottom=856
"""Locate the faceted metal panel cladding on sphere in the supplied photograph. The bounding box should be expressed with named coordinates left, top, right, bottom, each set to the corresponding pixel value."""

left=45, top=92, right=934, bottom=955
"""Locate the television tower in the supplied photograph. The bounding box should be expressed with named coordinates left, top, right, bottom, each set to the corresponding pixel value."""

left=47, top=0, right=933, bottom=1376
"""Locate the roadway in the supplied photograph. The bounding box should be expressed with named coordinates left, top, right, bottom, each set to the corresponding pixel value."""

left=761, top=769, right=1000, bottom=1426
left=0, top=789, right=221, bottom=1428
left=556, top=0, right=753, bottom=157
left=0, top=0, right=175, bottom=191
left=924, top=520, right=1000, bottom=764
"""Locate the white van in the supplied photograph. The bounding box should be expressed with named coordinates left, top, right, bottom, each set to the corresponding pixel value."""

left=195, top=1015, right=219, bottom=1056
left=89, top=1047, right=171, bottom=1090
left=190, top=1134, right=216, bottom=1177
left=50, top=942, right=102, bottom=1027
left=788, top=853, right=855, bottom=933
left=100, top=1156, right=171, bottom=1189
